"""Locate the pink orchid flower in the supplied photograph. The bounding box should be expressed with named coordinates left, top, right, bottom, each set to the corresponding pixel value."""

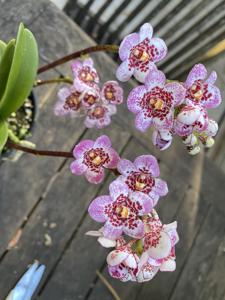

left=116, top=23, right=167, bottom=83
left=54, top=86, right=83, bottom=117
left=127, top=69, right=186, bottom=132
left=88, top=180, right=153, bottom=239
left=101, top=81, right=123, bottom=105
left=81, top=87, right=101, bottom=109
left=71, top=58, right=99, bottom=92
left=117, top=155, right=168, bottom=206
left=70, top=135, right=120, bottom=184
left=184, top=64, right=221, bottom=109
left=84, top=103, right=116, bottom=129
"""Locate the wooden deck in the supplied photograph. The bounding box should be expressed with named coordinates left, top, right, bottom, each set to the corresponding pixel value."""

left=0, top=1, right=225, bottom=299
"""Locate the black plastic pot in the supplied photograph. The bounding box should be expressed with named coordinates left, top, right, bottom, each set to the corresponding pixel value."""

left=1, top=91, right=38, bottom=162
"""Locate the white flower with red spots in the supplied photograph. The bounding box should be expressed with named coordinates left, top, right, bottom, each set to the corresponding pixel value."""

left=116, top=23, right=167, bottom=83
left=71, top=58, right=99, bottom=92
left=54, top=86, right=83, bottom=117
left=127, top=69, right=186, bottom=132
left=70, top=135, right=120, bottom=184
left=101, top=81, right=123, bottom=105
left=107, top=240, right=140, bottom=282
left=84, top=103, right=116, bottom=129
left=88, top=180, right=153, bottom=239
left=184, top=64, right=221, bottom=109
left=117, top=155, right=168, bottom=207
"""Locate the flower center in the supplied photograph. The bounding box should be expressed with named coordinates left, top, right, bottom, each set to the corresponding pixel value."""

left=88, top=150, right=102, bottom=166
left=149, top=97, right=164, bottom=110
left=132, top=48, right=150, bottom=62
left=116, top=205, right=130, bottom=218
left=81, top=71, right=94, bottom=82
left=64, top=92, right=81, bottom=111
left=191, top=84, right=203, bottom=101
left=135, top=174, right=147, bottom=191
left=93, top=106, right=105, bottom=118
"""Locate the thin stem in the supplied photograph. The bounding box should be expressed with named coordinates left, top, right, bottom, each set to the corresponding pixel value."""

left=96, top=270, right=121, bottom=300
left=6, top=140, right=73, bottom=158
left=37, top=44, right=119, bottom=74
left=34, top=77, right=73, bottom=87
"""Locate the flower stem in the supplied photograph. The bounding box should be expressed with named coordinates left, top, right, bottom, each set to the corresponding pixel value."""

left=6, top=140, right=74, bottom=158
left=37, top=44, right=119, bottom=74
left=34, top=77, right=73, bottom=87
left=96, top=270, right=121, bottom=300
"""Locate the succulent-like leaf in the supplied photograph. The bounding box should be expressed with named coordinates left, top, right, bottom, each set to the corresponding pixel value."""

left=0, top=121, right=8, bottom=152
left=0, top=39, right=15, bottom=101
left=0, top=23, right=38, bottom=119
left=0, top=40, right=6, bottom=62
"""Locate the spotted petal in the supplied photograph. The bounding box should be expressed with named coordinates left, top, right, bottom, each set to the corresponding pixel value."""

left=137, top=263, right=159, bottom=282
left=94, top=135, right=112, bottom=148
left=202, top=84, right=222, bottom=109
left=88, top=195, right=112, bottom=222
left=134, top=155, right=160, bottom=177
left=103, top=221, right=123, bottom=239
left=160, top=259, right=176, bottom=272
left=127, top=85, right=146, bottom=113
left=147, top=231, right=172, bottom=259
left=130, top=191, right=153, bottom=214
left=133, top=61, right=157, bottom=83
left=117, top=159, right=136, bottom=176
left=85, top=168, right=105, bottom=184
left=206, top=70, right=217, bottom=84
left=185, top=64, right=207, bottom=88
left=103, top=148, right=120, bottom=169
left=109, top=180, right=129, bottom=201
left=139, top=23, right=153, bottom=41
left=165, top=82, right=186, bottom=106
left=119, top=33, right=139, bottom=61
left=116, top=60, right=134, bottom=82
left=70, top=159, right=87, bottom=175
left=150, top=37, right=168, bottom=62
left=107, top=250, right=129, bottom=266
left=73, top=140, right=94, bottom=158
left=145, top=69, right=166, bottom=90
left=135, top=110, right=153, bottom=132
left=123, top=218, right=144, bottom=239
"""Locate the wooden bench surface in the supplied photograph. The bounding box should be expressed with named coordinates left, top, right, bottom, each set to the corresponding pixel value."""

left=0, top=1, right=225, bottom=299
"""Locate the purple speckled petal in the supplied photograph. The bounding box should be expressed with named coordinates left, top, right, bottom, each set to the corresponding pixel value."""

left=134, top=155, right=160, bottom=177
left=116, top=60, right=134, bottom=82
left=201, top=84, right=222, bottom=109
left=94, top=135, right=112, bottom=148
left=103, top=221, right=123, bottom=239
left=185, top=64, right=207, bottom=88
left=139, top=23, right=153, bottom=41
left=165, top=82, right=186, bottom=106
left=145, top=69, right=166, bottom=90
left=103, top=148, right=120, bottom=169
left=177, top=105, right=201, bottom=125
left=127, top=85, right=146, bottom=113
left=70, top=159, right=87, bottom=175
left=204, top=119, right=218, bottom=137
left=96, top=114, right=111, bottom=129
left=135, top=110, right=152, bottom=132
left=83, top=57, right=94, bottom=67
left=73, top=78, right=88, bottom=93
left=119, top=33, right=139, bottom=61
left=206, top=70, right=217, bottom=84
left=133, top=61, right=157, bottom=83
left=88, top=195, right=112, bottom=222
left=108, top=264, right=132, bottom=282
left=57, top=87, right=71, bottom=101
left=137, top=263, right=159, bottom=282
left=130, top=191, right=153, bottom=214
left=150, top=37, right=167, bottom=62
left=117, top=159, right=136, bottom=176
left=107, top=104, right=117, bottom=115
left=109, top=180, right=129, bottom=201
left=153, top=178, right=168, bottom=197
left=73, top=139, right=94, bottom=158
left=85, top=168, right=105, bottom=184
left=71, top=60, right=82, bottom=76
left=173, top=119, right=192, bottom=137
left=123, top=219, right=144, bottom=239
left=101, top=81, right=123, bottom=105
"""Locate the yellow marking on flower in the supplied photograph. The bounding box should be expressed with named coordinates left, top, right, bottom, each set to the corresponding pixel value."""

left=92, top=155, right=102, bottom=166
left=116, top=206, right=129, bottom=218
left=150, top=98, right=164, bottom=110
left=87, top=95, right=95, bottom=104
left=135, top=181, right=146, bottom=191
left=86, top=73, right=94, bottom=81
left=193, top=90, right=203, bottom=101
left=106, top=91, right=113, bottom=99
left=133, top=49, right=150, bottom=61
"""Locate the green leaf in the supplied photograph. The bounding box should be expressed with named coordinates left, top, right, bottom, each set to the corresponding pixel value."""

left=0, top=39, right=15, bottom=101
left=0, top=40, right=6, bottom=62
left=0, top=23, right=38, bottom=119
left=0, top=121, right=8, bottom=152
